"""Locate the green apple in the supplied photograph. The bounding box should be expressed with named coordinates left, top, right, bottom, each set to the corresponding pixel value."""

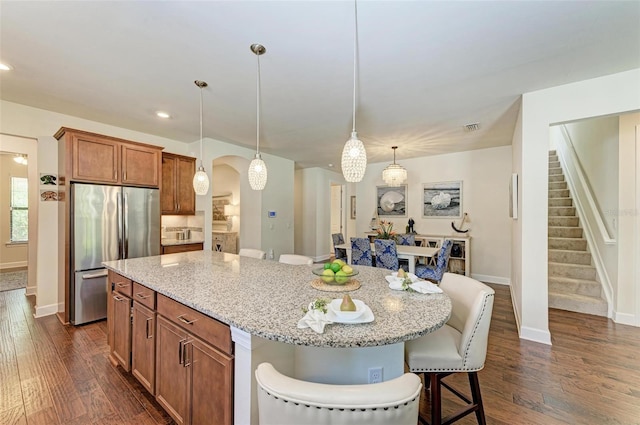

left=335, top=270, right=349, bottom=284
left=321, top=269, right=335, bottom=283
left=323, top=262, right=332, bottom=270
left=330, top=262, right=342, bottom=273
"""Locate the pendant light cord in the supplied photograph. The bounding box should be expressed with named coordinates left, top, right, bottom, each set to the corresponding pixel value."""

left=352, top=0, right=358, bottom=133
left=199, top=86, right=204, bottom=167
left=256, top=51, right=261, bottom=154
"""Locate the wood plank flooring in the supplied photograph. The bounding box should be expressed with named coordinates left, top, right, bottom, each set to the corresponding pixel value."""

left=1, top=284, right=639, bottom=424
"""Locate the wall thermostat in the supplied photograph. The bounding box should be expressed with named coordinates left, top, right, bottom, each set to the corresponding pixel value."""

left=268, top=211, right=276, bottom=218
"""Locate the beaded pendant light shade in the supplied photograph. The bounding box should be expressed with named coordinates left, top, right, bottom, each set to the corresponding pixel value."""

left=248, top=43, right=268, bottom=191
left=341, top=0, right=367, bottom=182
left=382, top=146, right=407, bottom=186
left=192, top=80, right=210, bottom=195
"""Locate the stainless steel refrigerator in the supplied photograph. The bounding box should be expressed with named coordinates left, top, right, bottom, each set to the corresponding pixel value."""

left=71, top=183, right=160, bottom=325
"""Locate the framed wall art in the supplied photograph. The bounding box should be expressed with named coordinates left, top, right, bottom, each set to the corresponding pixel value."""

left=376, top=185, right=407, bottom=217
left=350, top=195, right=356, bottom=219
left=422, top=181, right=462, bottom=218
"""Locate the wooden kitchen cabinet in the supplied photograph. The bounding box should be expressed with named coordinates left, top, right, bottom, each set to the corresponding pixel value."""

left=112, top=291, right=132, bottom=371
left=108, top=272, right=233, bottom=425
left=55, top=127, right=162, bottom=187
left=161, top=153, right=196, bottom=215
left=156, top=294, right=233, bottom=425
left=162, top=243, right=203, bottom=254
left=132, top=302, right=156, bottom=395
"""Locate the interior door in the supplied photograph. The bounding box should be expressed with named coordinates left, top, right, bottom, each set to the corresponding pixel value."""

left=330, top=184, right=343, bottom=250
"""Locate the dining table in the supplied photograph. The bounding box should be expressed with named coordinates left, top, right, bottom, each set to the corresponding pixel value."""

left=335, top=242, right=439, bottom=273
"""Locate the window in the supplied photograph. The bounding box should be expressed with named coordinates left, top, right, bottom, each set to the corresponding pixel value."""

left=10, top=177, right=28, bottom=242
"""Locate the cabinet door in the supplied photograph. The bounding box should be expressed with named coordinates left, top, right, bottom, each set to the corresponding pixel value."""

left=122, top=144, right=161, bottom=187
left=72, top=134, right=119, bottom=183
left=132, top=302, right=156, bottom=395
left=161, top=155, right=177, bottom=214
left=176, top=157, right=195, bottom=214
left=188, top=337, right=233, bottom=425
left=112, top=293, right=132, bottom=371
left=156, top=316, right=190, bottom=425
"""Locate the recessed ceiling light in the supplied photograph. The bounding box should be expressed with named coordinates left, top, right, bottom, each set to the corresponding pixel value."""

left=328, top=163, right=334, bottom=167
left=0, top=63, right=13, bottom=71
left=156, top=111, right=170, bottom=119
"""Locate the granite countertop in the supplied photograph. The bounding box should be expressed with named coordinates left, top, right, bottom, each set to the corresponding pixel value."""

left=103, top=251, right=451, bottom=348
left=161, top=238, right=205, bottom=246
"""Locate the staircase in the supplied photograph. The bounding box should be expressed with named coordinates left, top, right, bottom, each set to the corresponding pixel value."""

left=548, top=150, right=607, bottom=316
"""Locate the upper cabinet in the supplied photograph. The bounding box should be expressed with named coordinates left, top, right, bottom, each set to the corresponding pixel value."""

left=55, top=127, right=163, bottom=188
left=161, top=153, right=196, bottom=215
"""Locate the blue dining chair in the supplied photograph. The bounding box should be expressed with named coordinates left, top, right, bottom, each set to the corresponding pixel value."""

left=396, top=233, right=415, bottom=246
left=331, top=233, right=347, bottom=261
left=414, top=239, right=453, bottom=283
left=374, top=239, right=399, bottom=271
left=350, top=237, right=373, bottom=266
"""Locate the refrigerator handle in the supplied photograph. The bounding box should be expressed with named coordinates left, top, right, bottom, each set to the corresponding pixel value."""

left=117, top=192, right=123, bottom=260
left=124, top=191, right=129, bottom=259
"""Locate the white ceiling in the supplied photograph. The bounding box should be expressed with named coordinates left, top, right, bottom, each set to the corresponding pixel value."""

left=1, top=1, right=639, bottom=170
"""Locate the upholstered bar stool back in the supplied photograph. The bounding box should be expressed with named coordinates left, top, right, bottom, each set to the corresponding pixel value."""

left=255, top=363, right=422, bottom=425
left=238, top=248, right=266, bottom=259
left=278, top=254, right=313, bottom=265
left=405, top=273, right=495, bottom=425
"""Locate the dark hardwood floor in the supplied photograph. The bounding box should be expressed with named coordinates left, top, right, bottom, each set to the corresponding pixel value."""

left=1, top=284, right=639, bottom=424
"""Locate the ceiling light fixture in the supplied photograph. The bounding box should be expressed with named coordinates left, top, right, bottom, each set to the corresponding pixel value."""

left=248, top=43, right=268, bottom=191
left=156, top=111, right=170, bottom=119
left=0, top=63, right=12, bottom=71
left=192, top=80, right=210, bottom=195
left=382, top=146, right=407, bottom=186
left=13, top=154, right=27, bottom=165
left=341, top=0, right=367, bottom=183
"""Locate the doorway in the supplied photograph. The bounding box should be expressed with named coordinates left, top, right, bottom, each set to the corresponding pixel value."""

left=330, top=184, right=344, bottom=258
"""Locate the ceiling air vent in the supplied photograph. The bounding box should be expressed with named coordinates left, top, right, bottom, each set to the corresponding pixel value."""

left=463, top=122, right=480, bottom=132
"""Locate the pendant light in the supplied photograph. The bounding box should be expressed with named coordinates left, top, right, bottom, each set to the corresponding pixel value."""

left=341, top=0, right=367, bottom=182
left=248, top=43, right=268, bottom=191
left=192, top=80, right=210, bottom=195
left=382, top=146, right=407, bottom=186
left=13, top=154, right=27, bottom=165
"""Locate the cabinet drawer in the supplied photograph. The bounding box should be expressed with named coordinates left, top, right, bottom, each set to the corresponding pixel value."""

left=157, top=294, right=232, bottom=355
left=110, top=271, right=132, bottom=297
left=132, top=282, right=156, bottom=309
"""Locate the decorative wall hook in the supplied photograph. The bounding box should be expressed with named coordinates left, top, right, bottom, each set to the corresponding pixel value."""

left=451, top=212, right=470, bottom=233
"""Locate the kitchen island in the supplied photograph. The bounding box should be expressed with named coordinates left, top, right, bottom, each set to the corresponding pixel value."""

left=104, top=250, right=451, bottom=425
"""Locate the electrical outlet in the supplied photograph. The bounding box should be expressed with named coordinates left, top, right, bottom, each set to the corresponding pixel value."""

left=368, top=367, right=383, bottom=384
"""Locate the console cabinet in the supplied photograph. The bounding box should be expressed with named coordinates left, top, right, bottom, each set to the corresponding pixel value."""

left=161, top=153, right=196, bottom=215
left=107, top=271, right=233, bottom=425
left=162, top=243, right=203, bottom=255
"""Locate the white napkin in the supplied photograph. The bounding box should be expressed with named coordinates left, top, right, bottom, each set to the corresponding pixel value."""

left=408, top=280, right=443, bottom=294
left=297, top=308, right=333, bottom=334
left=386, top=275, right=443, bottom=293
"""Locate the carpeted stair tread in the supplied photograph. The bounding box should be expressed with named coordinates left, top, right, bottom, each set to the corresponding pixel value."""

left=549, top=276, right=602, bottom=297
left=548, top=291, right=607, bottom=317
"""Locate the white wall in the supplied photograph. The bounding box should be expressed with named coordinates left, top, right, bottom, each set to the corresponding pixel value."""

left=514, top=68, right=640, bottom=344
left=356, top=146, right=513, bottom=283
left=295, top=167, right=347, bottom=261
left=617, top=112, right=640, bottom=325
left=564, top=116, right=619, bottom=235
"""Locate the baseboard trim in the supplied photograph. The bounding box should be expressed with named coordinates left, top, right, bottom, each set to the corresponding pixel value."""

left=614, top=311, right=639, bottom=327
left=34, top=303, right=58, bottom=318
left=25, top=285, right=36, bottom=296
left=520, top=326, right=552, bottom=345
left=471, top=274, right=510, bottom=285
left=312, top=254, right=332, bottom=263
